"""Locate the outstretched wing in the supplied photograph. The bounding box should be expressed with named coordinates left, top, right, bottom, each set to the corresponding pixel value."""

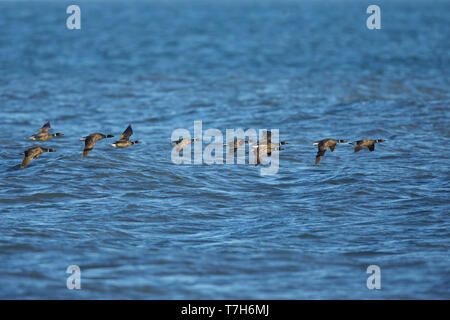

left=82, top=136, right=97, bottom=158
left=253, top=144, right=269, bottom=166
left=175, top=139, right=191, bottom=152
left=172, top=138, right=183, bottom=146
left=119, top=125, right=133, bottom=141
left=38, top=121, right=51, bottom=134
left=354, top=146, right=363, bottom=153
left=315, top=150, right=326, bottom=166
left=259, top=131, right=272, bottom=146
left=20, top=148, right=38, bottom=169
left=20, top=155, right=33, bottom=169
left=368, top=144, right=375, bottom=152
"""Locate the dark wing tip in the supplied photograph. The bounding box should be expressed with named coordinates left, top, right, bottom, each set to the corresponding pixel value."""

left=315, top=150, right=325, bottom=165
left=42, top=121, right=51, bottom=130
left=82, top=148, right=93, bottom=158
left=314, top=155, right=322, bottom=166
left=20, top=156, right=32, bottom=169
left=120, top=125, right=133, bottom=141
left=37, top=121, right=51, bottom=134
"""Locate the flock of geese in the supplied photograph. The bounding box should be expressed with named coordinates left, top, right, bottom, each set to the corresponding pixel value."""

left=20, top=121, right=385, bottom=169
left=21, top=122, right=140, bottom=169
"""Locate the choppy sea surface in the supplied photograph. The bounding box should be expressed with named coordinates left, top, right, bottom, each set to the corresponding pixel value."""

left=0, top=0, right=449, bottom=299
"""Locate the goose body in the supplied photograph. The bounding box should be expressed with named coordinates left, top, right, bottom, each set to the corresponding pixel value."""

left=172, top=138, right=200, bottom=152
left=20, top=146, right=55, bottom=169
left=350, top=139, right=385, bottom=153
left=259, top=131, right=287, bottom=156
left=223, top=138, right=249, bottom=153
left=111, top=125, right=141, bottom=148
left=313, top=138, right=347, bottom=165
left=81, top=133, right=114, bottom=158
left=251, top=143, right=284, bottom=166
left=29, top=121, right=63, bottom=141
left=260, top=131, right=288, bottom=147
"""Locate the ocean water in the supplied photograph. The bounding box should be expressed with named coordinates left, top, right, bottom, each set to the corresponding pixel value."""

left=0, top=0, right=449, bottom=299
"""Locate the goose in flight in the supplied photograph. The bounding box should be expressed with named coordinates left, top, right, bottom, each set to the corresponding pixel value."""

left=111, top=125, right=141, bottom=148
left=172, top=138, right=200, bottom=152
left=20, top=146, right=55, bottom=170
left=80, top=133, right=114, bottom=158
left=28, top=121, right=63, bottom=141
left=251, top=143, right=284, bottom=166
left=349, top=139, right=385, bottom=153
left=259, top=131, right=287, bottom=155
left=223, top=138, right=249, bottom=153
left=313, top=138, right=347, bottom=165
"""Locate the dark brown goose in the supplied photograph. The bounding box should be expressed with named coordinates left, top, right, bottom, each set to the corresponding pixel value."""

left=350, top=139, right=385, bottom=153
left=251, top=143, right=284, bottom=166
left=20, top=146, right=55, bottom=170
left=313, top=138, right=347, bottom=165
left=260, top=131, right=288, bottom=156
left=80, top=133, right=114, bottom=158
left=28, top=121, right=63, bottom=141
left=260, top=131, right=288, bottom=145
left=110, top=125, right=141, bottom=148
left=172, top=138, right=200, bottom=152
left=223, top=138, right=249, bottom=153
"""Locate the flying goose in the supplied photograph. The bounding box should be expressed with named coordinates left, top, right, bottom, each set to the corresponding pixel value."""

left=350, top=139, right=385, bottom=153
left=259, top=131, right=288, bottom=156
left=172, top=138, right=200, bottom=152
left=223, top=138, right=249, bottom=153
left=80, top=133, right=114, bottom=158
left=28, top=121, right=63, bottom=141
left=313, top=139, right=347, bottom=165
left=111, top=125, right=141, bottom=148
left=251, top=143, right=284, bottom=166
left=20, top=146, right=55, bottom=169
